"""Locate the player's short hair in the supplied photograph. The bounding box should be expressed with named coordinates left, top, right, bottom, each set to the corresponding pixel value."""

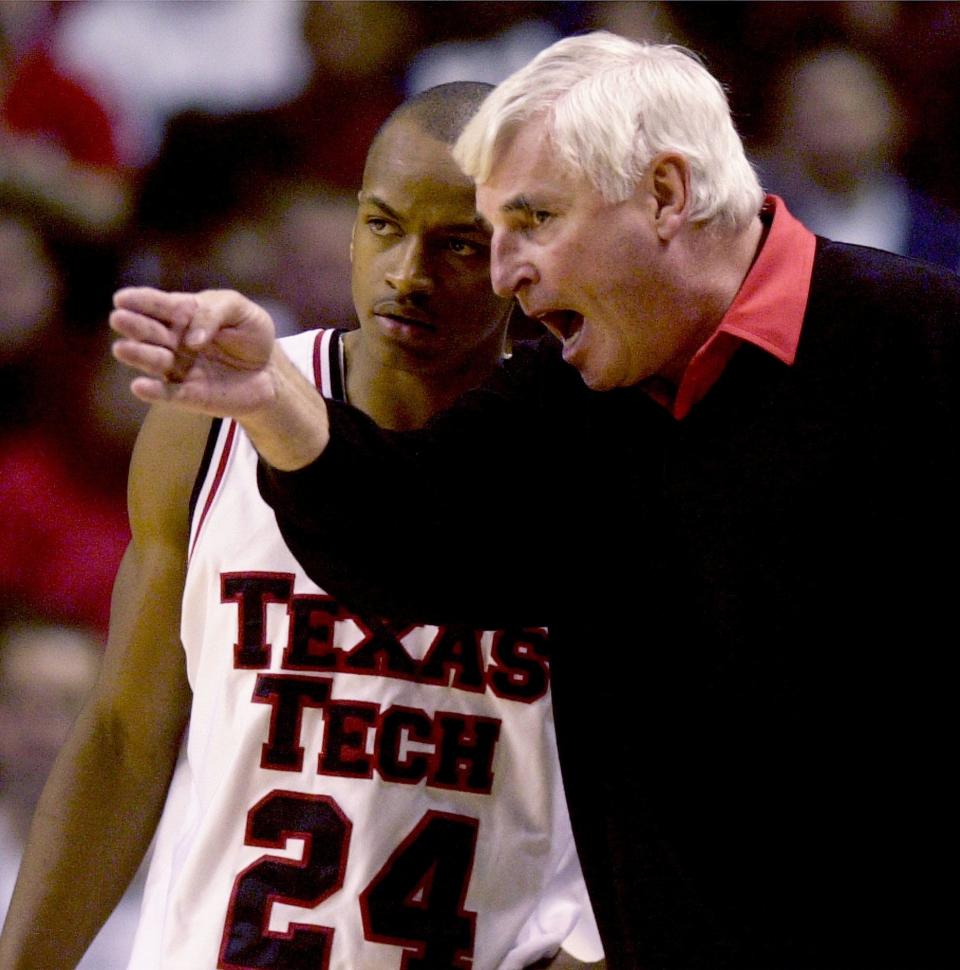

left=454, top=31, right=764, bottom=232
left=375, top=81, right=496, bottom=149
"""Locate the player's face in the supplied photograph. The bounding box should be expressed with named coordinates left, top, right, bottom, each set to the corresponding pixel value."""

left=477, top=119, right=687, bottom=391
left=351, top=117, right=511, bottom=371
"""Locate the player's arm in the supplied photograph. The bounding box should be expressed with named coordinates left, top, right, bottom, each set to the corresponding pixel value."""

left=0, top=404, right=209, bottom=969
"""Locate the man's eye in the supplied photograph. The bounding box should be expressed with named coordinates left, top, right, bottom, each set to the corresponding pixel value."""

left=367, top=218, right=397, bottom=236
left=531, top=210, right=552, bottom=227
left=447, top=238, right=480, bottom=256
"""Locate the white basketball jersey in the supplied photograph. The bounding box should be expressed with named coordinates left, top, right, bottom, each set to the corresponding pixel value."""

left=128, top=329, right=601, bottom=969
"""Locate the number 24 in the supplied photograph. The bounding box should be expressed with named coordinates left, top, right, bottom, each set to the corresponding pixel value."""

left=219, top=791, right=478, bottom=969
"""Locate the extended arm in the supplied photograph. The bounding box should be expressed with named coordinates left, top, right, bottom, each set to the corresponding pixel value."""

left=0, top=405, right=208, bottom=969
left=109, top=286, right=583, bottom=627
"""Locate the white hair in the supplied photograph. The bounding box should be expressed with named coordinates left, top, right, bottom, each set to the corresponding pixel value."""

left=454, top=31, right=764, bottom=232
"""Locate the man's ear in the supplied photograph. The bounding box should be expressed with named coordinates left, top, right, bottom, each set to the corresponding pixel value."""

left=646, top=152, right=690, bottom=241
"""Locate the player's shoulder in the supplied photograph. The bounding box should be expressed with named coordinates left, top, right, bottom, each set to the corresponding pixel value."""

left=278, top=326, right=346, bottom=356
left=278, top=326, right=347, bottom=387
left=278, top=327, right=327, bottom=350
left=127, top=405, right=215, bottom=542
left=134, top=403, right=213, bottom=468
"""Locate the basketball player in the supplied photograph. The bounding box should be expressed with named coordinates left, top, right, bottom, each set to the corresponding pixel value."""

left=0, top=84, right=603, bottom=969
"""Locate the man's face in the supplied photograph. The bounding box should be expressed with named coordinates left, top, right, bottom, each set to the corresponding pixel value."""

left=351, top=117, right=511, bottom=372
left=476, top=119, right=686, bottom=390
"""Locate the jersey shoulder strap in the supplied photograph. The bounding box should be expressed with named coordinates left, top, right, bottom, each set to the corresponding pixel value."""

left=311, top=327, right=348, bottom=403
left=187, top=327, right=347, bottom=530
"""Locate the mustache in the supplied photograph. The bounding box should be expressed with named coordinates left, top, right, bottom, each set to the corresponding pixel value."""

left=371, top=299, right=435, bottom=328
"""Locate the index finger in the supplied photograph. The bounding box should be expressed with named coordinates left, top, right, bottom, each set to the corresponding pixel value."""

left=113, top=287, right=199, bottom=330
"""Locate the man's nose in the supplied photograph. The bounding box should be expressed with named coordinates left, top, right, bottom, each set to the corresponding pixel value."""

left=385, top=236, right=433, bottom=297
left=490, top=231, right=536, bottom=299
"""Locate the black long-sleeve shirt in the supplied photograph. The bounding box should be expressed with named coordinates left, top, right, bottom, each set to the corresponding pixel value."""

left=261, top=240, right=959, bottom=968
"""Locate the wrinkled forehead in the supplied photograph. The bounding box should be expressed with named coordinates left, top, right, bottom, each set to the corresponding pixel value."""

left=476, top=119, right=587, bottom=223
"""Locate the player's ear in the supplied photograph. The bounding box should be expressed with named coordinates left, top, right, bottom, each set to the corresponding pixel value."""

left=645, top=152, right=690, bottom=241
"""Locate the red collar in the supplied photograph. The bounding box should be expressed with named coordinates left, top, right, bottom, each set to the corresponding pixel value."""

left=664, top=195, right=816, bottom=420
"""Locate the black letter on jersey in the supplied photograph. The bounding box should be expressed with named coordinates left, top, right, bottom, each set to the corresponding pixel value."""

left=283, top=593, right=343, bottom=670
left=253, top=674, right=332, bottom=771
left=222, top=573, right=294, bottom=668
left=419, top=626, right=486, bottom=692
left=488, top=628, right=550, bottom=702
left=431, top=714, right=500, bottom=794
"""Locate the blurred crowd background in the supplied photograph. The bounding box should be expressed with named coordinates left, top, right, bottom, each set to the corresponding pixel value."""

left=2, top=2, right=960, bottom=964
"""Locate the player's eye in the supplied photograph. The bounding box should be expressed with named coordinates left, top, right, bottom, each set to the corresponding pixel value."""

left=367, top=217, right=398, bottom=237
left=447, top=238, right=481, bottom=257
left=530, top=210, right=553, bottom=227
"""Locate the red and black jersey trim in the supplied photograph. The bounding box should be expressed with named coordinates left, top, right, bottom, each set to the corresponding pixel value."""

left=188, top=417, right=224, bottom=526
left=187, top=329, right=347, bottom=557
left=317, top=328, right=348, bottom=404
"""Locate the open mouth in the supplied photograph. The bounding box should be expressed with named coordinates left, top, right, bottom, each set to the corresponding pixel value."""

left=538, top=309, right=584, bottom=343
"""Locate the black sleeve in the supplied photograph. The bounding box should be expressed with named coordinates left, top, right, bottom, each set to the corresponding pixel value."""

left=258, top=340, right=586, bottom=628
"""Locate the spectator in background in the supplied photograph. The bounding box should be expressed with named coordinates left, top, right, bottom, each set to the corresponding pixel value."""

left=252, top=0, right=422, bottom=189
left=260, top=183, right=358, bottom=332
left=0, top=210, right=62, bottom=432
left=634, top=3, right=960, bottom=247
left=579, top=1, right=685, bottom=46
left=105, top=1, right=419, bottom=203
left=1, top=3, right=135, bottom=632
left=405, top=2, right=561, bottom=93
left=49, top=0, right=312, bottom=168
left=756, top=45, right=960, bottom=270
left=1, top=3, right=135, bottom=635
left=0, top=314, right=144, bottom=636
left=0, top=621, right=142, bottom=969
left=119, top=109, right=356, bottom=335
left=0, top=1, right=129, bottom=241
